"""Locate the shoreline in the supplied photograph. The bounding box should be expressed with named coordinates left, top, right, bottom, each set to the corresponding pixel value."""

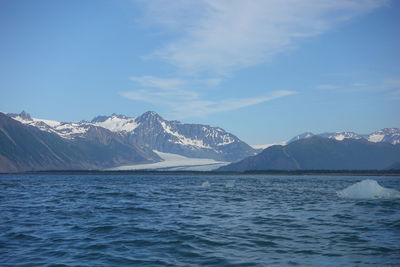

left=1, top=170, right=400, bottom=176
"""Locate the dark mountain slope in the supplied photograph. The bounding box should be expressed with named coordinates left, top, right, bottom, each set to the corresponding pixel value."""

left=218, top=137, right=400, bottom=171
left=126, top=111, right=256, bottom=162
left=0, top=113, right=159, bottom=172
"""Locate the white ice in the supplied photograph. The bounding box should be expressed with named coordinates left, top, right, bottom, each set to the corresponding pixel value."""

left=225, top=180, right=235, bottom=188
left=337, top=179, right=400, bottom=199
left=201, top=181, right=211, bottom=188
left=109, top=150, right=229, bottom=171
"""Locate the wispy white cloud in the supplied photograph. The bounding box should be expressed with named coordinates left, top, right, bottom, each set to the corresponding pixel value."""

left=315, top=76, right=400, bottom=98
left=121, top=77, right=296, bottom=118
left=140, top=0, right=387, bottom=75
left=316, top=84, right=342, bottom=90
left=169, top=90, right=296, bottom=118
left=383, top=78, right=400, bottom=100
left=316, top=82, right=370, bottom=91
left=130, top=75, right=185, bottom=91
left=383, top=78, right=400, bottom=89
left=388, top=89, right=400, bottom=99
left=125, top=1, right=387, bottom=117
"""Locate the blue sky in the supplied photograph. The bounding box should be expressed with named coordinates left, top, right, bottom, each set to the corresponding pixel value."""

left=0, top=0, right=399, bottom=144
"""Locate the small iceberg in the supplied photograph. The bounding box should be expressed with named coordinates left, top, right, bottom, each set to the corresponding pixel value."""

left=225, top=180, right=235, bottom=188
left=337, top=179, right=400, bottom=199
left=201, top=181, right=211, bottom=188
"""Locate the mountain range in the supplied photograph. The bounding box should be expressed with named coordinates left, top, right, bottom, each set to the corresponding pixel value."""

left=218, top=136, right=400, bottom=172
left=1, top=110, right=399, bottom=172
left=288, top=128, right=400, bottom=145
left=1, top=111, right=256, bottom=172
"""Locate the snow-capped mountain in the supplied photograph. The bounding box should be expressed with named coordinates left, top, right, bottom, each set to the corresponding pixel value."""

left=128, top=111, right=255, bottom=162
left=0, top=112, right=160, bottom=172
left=91, top=114, right=138, bottom=132
left=7, top=111, right=256, bottom=162
left=367, top=128, right=400, bottom=144
left=288, top=128, right=400, bottom=145
left=219, top=137, right=400, bottom=172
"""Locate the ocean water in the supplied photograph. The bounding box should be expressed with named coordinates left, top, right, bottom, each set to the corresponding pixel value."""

left=1, top=174, right=400, bottom=266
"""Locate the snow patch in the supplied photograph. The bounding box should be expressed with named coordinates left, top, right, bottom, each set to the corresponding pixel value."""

left=333, top=134, right=345, bottom=141
left=32, top=118, right=60, bottom=127
left=337, top=179, right=400, bottom=199
left=53, top=123, right=89, bottom=138
left=12, top=116, right=31, bottom=124
left=368, top=134, right=384, bottom=143
left=217, top=135, right=235, bottom=146
left=160, top=121, right=211, bottom=149
left=93, top=116, right=138, bottom=132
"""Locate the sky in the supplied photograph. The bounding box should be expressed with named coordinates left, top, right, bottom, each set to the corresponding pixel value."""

left=0, top=0, right=399, bottom=145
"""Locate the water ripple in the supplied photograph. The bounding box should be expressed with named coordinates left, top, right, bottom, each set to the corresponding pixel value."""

left=0, top=174, right=399, bottom=266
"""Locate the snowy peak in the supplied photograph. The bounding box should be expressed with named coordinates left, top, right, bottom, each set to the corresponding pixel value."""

left=91, top=114, right=138, bottom=133
left=6, top=110, right=256, bottom=162
left=19, top=111, right=32, bottom=121
left=132, top=111, right=238, bottom=150
left=320, top=131, right=362, bottom=141
left=289, top=128, right=400, bottom=145
left=8, top=111, right=32, bottom=122
left=135, top=111, right=163, bottom=124
left=126, top=111, right=255, bottom=161
left=8, top=111, right=61, bottom=132
left=288, top=132, right=314, bottom=143
left=368, top=128, right=400, bottom=144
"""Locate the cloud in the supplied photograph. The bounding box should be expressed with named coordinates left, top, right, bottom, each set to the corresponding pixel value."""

left=316, top=84, right=341, bottom=90
left=383, top=79, right=400, bottom=99
left=316, top=82, right=369, bottom=91
left=170, top=90, right=296, bottom=118
left=315, top=76, right=400, bottom=97
left=121, top=79, right=295, bottom=118
left=124, top=1, right=386, bottom=117
left=389, top=89, right=400, bottom=99
left=140, top=0, right=388, bottom=75
left=130, top=75, right=185, bottom=91
left=383, top=78, right=400, bottom=89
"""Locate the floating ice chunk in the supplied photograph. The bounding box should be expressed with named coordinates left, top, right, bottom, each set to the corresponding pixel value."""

left=337, top=179, right=400, bottom=199
left=201, top=181, right=211, bottom=188
left=225, top=180, right=235, bottom=188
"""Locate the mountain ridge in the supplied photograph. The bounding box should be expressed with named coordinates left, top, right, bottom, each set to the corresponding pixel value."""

left=5, top=110, right=257, bottom=164
left=0, top=112, right=160, bottom=172
left=289, top=128, right=400, bottom=145
left=218, top=136, right=400, bottom=172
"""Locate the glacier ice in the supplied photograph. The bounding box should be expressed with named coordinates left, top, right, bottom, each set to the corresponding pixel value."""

left=337, top=179, right=400, bottom=199
left=225, top=180, right=235, bottom=188
left=201, top=181, right=211, bottom=188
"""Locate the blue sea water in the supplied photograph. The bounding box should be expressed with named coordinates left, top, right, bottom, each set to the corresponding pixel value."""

left=1, top=174, right=400, bottom=266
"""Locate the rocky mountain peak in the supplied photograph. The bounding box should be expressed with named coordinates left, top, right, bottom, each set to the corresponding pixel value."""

left=91, top=115, right=109, bottom=123
left=136, top=111, right=163, bottom=123
left=379, top=128, right=400, bottom=134
left=19, top=111, right=32, bottom=121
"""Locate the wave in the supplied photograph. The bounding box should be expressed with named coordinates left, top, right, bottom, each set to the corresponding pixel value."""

left=337, top=179, right=400, bottom=199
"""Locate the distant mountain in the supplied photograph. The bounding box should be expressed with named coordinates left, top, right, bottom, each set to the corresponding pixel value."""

left=218, top=137, right=400, bottom=171
left=125, top=111, right=256, bottom=162
left=288, top=128, right=400, bottom=144
left=0, top=112, right=159, bottom=172
left=6, top=110, right=256, bottom=164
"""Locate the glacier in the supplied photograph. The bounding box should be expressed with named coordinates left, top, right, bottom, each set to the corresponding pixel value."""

left=108, top=150, right=229, bottom=171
